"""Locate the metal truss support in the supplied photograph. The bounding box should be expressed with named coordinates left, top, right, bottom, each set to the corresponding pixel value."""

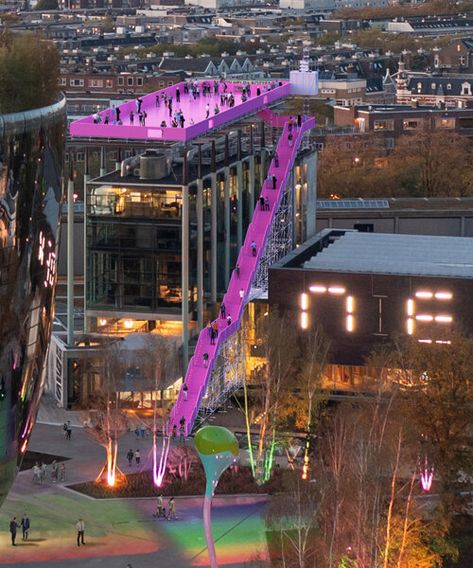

left=254, top=182, right=293, bottom=292
left=195, top=326, right=246, bottom=427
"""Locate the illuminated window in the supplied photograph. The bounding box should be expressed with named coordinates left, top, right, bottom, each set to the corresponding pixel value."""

left=328, top=286, right=346, bottom=295
left=416, top=315, right=434, bottom=322
left=434, top=315, right=452, bottom=323
left=415, top=291, right=432, bottom=299
left=309, top=285, right=326, bottom=293
left=435, top=292, right=452, bottom=300
left=300, top=311, right=309, bottom=330
left=300, top=293, right=309, bottom=310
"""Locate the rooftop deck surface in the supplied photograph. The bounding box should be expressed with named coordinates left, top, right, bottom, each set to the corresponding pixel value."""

left=70, top=80, right=290, bottom=143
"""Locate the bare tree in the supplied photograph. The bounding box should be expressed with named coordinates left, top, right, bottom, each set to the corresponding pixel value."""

left=137, top=334, right=179, bottom=487
left=242, top=309, right=299, bottom=484
left=85, top=342, right=128, bottom=486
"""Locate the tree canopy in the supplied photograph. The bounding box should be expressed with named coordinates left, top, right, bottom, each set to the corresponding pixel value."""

left=318, top=130, right=473, bottom=198
left=35, top=0, right=59, bottom=10
left=0, top=32, right=59, bottom=114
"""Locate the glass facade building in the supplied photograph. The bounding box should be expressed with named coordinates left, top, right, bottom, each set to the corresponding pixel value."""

left=0, top=97, right=66, bottom=506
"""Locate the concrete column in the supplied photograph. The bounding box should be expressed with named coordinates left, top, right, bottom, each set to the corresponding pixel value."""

left=305, top=151, right=317, bottom=240
left=248, top=124, right=255, bottom=218
left=248, top=156, right=255, bottom=219
left=196, top=178, right=204, bottom=330
left=210, top=172, right=218, bottom=304
left=115, top=147, right=121, bottom=171
left=224, top=135, right=230, bottom=285
left=237, top=162, right=243, bottom=249
left=100, top=146, right=106, bottom=177
left=224, top=166, right=230, bottom=285
left=210, top=140, right=218, bottom=305
left=83, top=173, right=91, bottom=334
left=236, top=130, right=243, bottom=250
left=67, top=168, right=74, bottom=347
left=196, top=143, right=204, bottom=330
left=290, top=169, right=296, bottom=245
left=182, top=182, right=189, bottom=376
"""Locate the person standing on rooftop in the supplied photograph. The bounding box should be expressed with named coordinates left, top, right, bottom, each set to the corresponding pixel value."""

left=220, top=302, right=226, bottom=319
left=176, top=87, right=180, bottom=103
left=205, top=104, right=210, bottom=119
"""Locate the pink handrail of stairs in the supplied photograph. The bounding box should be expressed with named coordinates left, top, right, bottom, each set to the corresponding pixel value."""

left=169, top=113, right=316, bottom=435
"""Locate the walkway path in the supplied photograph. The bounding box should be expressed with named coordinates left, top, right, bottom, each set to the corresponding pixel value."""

left=169, top=113, right=315, bottom=435
left=0, top=424, right=268, bottom=567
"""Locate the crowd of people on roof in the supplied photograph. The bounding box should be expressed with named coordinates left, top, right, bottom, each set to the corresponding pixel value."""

left=91, top=79, right=285, bottom=129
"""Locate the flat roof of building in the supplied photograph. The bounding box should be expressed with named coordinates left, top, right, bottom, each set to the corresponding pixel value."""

left=317, top=197, right=473, bottom=213
left=70, top=80, right=289, bottom=143
left=300, top=231, right=473, bottom=279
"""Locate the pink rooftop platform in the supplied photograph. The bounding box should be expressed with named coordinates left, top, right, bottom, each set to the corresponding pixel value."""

left=70, top=80, right=290, bottom=142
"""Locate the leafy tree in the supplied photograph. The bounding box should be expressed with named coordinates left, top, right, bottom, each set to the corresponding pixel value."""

left=0, top=32, right=59, bottom=113
left=391, top=332, right=473, bottom=505
left=35, top=0, right=59, bottom=9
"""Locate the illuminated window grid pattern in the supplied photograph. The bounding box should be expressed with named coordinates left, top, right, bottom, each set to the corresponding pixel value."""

left=300, top=285, right=354, bottom=332
left=406, top=289, right=453, bottom=343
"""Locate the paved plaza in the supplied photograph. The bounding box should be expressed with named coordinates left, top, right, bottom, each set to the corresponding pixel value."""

left=0, top=423, right=269, bottom=568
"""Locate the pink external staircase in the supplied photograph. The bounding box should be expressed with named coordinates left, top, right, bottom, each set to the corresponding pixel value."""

left=169, top=111, right=316, bottom=435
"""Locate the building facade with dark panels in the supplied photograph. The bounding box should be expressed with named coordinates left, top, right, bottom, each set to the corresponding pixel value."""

left=269, top=229, right=473, bottom=371
left=0, top=97, right=66, bottom=506
left=316, top=198, right=473, bottom=237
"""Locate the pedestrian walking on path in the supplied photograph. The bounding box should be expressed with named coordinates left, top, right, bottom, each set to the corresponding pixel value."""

left=76, top=518, right=85, bottom=547
left=9, top=517, right=19, bottom=546
left=167, top=497, right=176, bottom=520
left=51, top=460, right=58, bottom=483
left=251, top=241, right=257, bottom=257
left=235, top=263, right=240, bottom=278
left=203, top=352, right=209, bottom=367
left=40, top=462, right=47, bottom=483
left=127, top=449, right=134, bottom=467
left=154, top=494, right=164, bottom=518
left=182, top=383, right=188, bottom=401
left=272, top=175, right=277, bottom=189
left=59, top=463, right=66, bottom=482
left=220, top=302, right=226, bottom=318
left=239, top=288, right=245, bottom=301
left=227, top=314, right=232, bottom=326
left=135, top=449, right=141, bottom=466
left=21, top=514, right=30, bottom=541
left=212, top=320, right=219, bottom=339
left=259, top=196, right=265, bottom=210
left=274, top=152, right=279, bottom=168
left=66, top=421, right=72, bottom=440
left=32, top=463, right=40, bottom=483
left=179, top=417, right=186, bottom=443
